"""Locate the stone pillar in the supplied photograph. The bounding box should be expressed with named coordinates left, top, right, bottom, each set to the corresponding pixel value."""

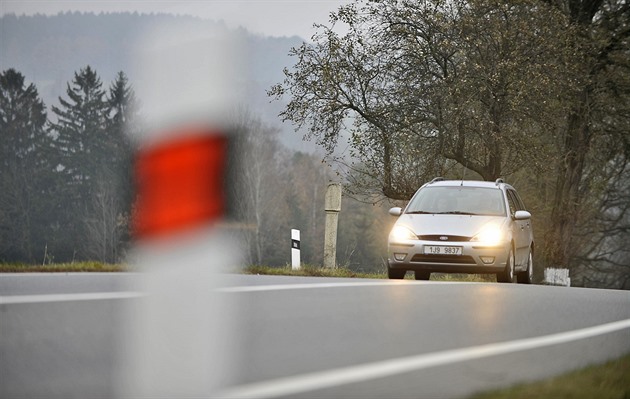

left=323, top=183, right=342, bottom=269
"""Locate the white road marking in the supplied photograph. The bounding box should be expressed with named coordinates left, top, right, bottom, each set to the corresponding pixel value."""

left=216, top=280, right=427, bottom=293
left=0, top=291, right=143, bottom=305
left=0, top=281, right=428, bottom=304
left=216, top=318, right=630, bottom=399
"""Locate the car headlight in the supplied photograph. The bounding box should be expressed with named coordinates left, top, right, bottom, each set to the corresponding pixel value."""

left=389, top=226, right=417, bottom=242
left=471, top=225, right=504, bottom=245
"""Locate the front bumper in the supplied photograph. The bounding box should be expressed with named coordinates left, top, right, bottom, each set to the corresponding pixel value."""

left=388, top=239, right=510, bottom=274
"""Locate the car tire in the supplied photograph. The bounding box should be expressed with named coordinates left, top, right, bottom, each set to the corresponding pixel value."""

left=517, top=250, right=533, bottom=284
left=497, top=247, right=515, bottom=283
left=415, top=271, right=430, bottom=280
left=388, top=266, right=406, bottom=279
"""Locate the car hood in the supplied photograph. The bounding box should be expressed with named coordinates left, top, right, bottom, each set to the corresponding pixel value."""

left=395, top=214, right=507, bottom=238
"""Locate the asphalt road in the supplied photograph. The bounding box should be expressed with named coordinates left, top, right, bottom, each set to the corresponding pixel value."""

left=1, top=273, right=629, bottom=398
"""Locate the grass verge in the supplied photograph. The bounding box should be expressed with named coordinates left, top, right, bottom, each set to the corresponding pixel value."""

left=242, top=264, right=493, bottom=282
left=0, top=259, right=495, bottom=283
left=0, top=262, right=489, bottom=281
left=243, top=264, right=386, bottom=279
left=470, top=353, right=630, bottom=399
left=0, top=262, right=128, bottom=273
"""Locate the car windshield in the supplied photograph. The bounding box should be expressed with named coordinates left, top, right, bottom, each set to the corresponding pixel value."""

left=405, top=186, right=506, bottom=216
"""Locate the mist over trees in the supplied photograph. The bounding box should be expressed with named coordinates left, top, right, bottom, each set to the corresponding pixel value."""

left=0, top=12, right=308, bottom=150
left=271, top=0, right=630, bottom=288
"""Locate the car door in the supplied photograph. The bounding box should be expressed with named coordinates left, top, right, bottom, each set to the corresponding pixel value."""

left=506, top=189, right=530, bottom=267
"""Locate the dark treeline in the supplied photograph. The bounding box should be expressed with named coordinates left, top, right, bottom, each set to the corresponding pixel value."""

left=1, top=67, right=134, bottom=263
left=0, top=67, right=390, bottom=269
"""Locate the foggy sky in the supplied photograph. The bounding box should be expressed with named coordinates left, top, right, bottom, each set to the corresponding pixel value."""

left=0, top=0, right=353, bottom=39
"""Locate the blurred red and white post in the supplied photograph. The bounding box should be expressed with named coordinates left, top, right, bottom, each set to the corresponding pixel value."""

left=117, top=24, right=243, bottom=398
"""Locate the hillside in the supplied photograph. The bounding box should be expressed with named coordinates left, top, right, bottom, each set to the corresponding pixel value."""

left=0, top=12, right=315, bottom=151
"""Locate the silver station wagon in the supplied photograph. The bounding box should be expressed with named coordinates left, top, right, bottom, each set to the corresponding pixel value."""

left=387, top=178, right=534, bottom=283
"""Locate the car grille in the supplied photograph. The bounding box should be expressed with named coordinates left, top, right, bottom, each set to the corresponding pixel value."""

left=410, top=254, right=476, bottom=264
left=418, top=235, right=471, bottom=242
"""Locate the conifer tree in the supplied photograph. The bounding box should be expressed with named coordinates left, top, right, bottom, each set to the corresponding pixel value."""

left=82, top=71, right=137, bottom=262
left=106, top=70, right=137, bottom=211
left=0, top=69, right=52, bottom=262
left=49, top=65, right=111, bottom=260
left=50, top=66, right=110, bottom=199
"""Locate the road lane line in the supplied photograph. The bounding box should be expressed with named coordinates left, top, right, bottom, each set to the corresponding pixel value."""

left=0, top=280, right=433, bottom=304
left=0, top=291, right=143, bottom=304
left=217, top=280, right=444, bottom=293
left=0, top=281, right=425, bottom=304
left=217, top=318, right=630, bottom=399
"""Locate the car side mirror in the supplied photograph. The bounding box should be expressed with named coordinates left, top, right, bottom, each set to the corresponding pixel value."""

left=389, top=207, right=402, bottom=217
left=514, top=210, right=531, bottom=220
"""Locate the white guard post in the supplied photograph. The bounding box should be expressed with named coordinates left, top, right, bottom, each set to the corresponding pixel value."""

left=544, top=268, right=571, bottom=287
left=291, top=229, right=301, bottom=270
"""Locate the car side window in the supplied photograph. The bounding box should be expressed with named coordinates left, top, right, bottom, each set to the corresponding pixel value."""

left=506, top=190, right=519, bottom=216
left=513, top=190, right=527, bottom=211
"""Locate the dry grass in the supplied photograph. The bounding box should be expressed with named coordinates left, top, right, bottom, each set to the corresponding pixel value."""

left=0, top=262, right=128, bottom=273
left=471, top=353, right=630, bottom=399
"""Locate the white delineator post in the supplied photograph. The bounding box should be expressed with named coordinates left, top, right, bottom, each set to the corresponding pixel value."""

left=291, top=229, right=301, bottom=270
left=323, top=182, right=342, bottom=269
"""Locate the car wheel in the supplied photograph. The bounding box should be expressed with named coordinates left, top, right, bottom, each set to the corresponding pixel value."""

left=415, top=271, right=430, bottom=280
left=388, top=266, right=406, bottom=279
left=497, top=248, right=515, bottom=283
left=517, top=250, right=533, bottom=284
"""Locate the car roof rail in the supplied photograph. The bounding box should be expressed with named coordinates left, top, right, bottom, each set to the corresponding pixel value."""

left=495, top=178, right=505, bottom=185
left=430, top=177, right=445, bottom=184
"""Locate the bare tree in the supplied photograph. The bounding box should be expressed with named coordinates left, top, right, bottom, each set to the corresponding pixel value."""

left=542, top=0, right=630, bottom=271
left=228, top=109, right=287, bottom=265
left=83, top=170, right=128, bottom=263
left=270, top=0, right=573, bottom=200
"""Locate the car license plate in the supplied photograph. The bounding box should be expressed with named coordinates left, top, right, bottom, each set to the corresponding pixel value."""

left=424, top=245, right=462, bottom=255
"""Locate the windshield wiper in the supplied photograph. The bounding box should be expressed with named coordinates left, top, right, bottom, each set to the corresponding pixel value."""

left=405, top=211, right=433, bottom=214
left=435, top=211, right=478, bottom=215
